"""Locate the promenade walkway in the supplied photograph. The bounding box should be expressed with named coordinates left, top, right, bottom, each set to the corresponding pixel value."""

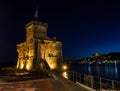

left=0, top=72, right=90, bottom=91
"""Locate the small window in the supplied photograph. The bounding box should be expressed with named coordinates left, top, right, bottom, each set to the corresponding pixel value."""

left=27, top=47, right=29, bottom=53
left=30, top=39, right=33, bottom=43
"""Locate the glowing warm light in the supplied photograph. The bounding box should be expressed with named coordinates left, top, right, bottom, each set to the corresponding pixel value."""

left=26, top=63, right=31, bottom=71
left=62, top=72, right=68, bottom=79
left=16, top=72, right=29, bottom=75
left=62, top=65, right=67, bottom=70
left=49, top=63, right=57, bottom=70
left=20, top=62, right=24, bottom=70
left=17, top=62, right=19, bottom=68
left=17, top=20, right=63, bottom=71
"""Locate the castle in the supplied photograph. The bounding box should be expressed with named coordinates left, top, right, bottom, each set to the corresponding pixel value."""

left=16, top=10, right=63, bottom=71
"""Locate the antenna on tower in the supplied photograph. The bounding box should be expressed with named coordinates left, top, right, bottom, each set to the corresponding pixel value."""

left=34, top=7, right=38, bottom=21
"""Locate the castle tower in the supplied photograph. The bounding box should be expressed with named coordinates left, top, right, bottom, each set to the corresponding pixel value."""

left=16, top=9, right=63, bottom=71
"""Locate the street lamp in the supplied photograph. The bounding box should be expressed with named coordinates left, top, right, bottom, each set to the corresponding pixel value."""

left=62, top=65, right=67, bottom=71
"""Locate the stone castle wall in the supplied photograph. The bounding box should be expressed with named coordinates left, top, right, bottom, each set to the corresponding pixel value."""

left=16, top=21, right=63, bottom=71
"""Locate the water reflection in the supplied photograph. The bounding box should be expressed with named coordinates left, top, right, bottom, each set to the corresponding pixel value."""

left=88, top=64, right=91, bottom=74
left=61, top=71, right=68, bottom=79
left=114, top=62, right=118, bottom=79
left=70, top=63, right=120, bottom=80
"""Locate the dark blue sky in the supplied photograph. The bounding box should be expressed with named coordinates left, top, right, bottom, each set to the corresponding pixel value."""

left=0, top=0, right=120, bottom=65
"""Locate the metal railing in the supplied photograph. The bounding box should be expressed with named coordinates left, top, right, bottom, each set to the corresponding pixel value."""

left=67, top=71, right=120, bottom=90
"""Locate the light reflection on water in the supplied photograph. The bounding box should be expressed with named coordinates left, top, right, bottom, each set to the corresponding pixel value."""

left=61, top=71, right=68, bottom=79
left=70, top=63, right=120, bottom=80
left=88, top=64, right=91, bottom=74
left=114, top=62, right=118, bottom=79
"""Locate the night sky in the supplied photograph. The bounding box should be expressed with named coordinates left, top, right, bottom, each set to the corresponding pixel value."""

left=0, top=0, right=120, bottom=66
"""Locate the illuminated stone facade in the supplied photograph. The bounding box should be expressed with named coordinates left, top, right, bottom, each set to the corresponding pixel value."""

left=16, top=20, right=63, bottom=71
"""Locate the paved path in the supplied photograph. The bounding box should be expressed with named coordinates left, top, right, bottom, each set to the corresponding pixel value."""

left=0, top=73, right=90, bottom=91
